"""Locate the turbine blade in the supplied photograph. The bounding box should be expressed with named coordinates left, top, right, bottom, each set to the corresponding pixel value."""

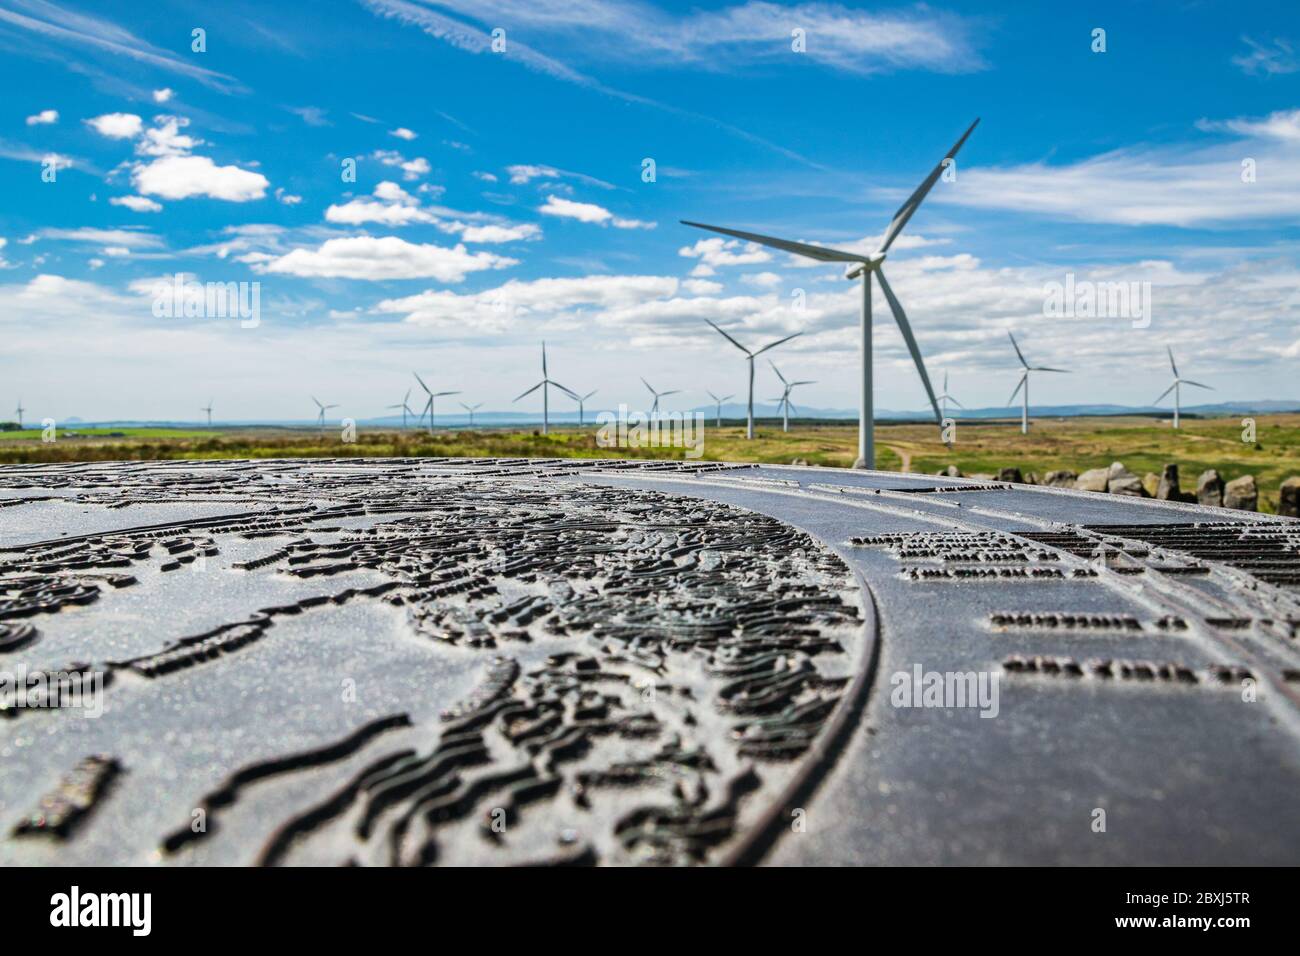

left=791, top=380, right=815, bottom=386
left=434, top=390, right=460, bottom=397
left=948, top=397, right=964, bottom=409
left=1008, top=332, right=1028, bottom=369
left=513, top=381, right=543, bottom=402
left=752, top=331, right=803, bottom=356
left=660, top=390, right=681, bottom=397
left=550, top=381, right=579, bottom=399
left=582, top=390, right=597, bottom=400
left=879, top=118, right=980, bottom=254
left=1182, top=380, right=1213, bottom=390
left=641, top=376, right=656, bottom=396
left=1033, top=367, right=1070, bottom=373
left=413, top=372, right=431, bottom=395
left=1153, top=383, right=1177, bottom=404
left=681, top=220, right=867, bottom=264
left=876, top=268, right=943, bottom=425
left=1168, top=346, right=1179, bottom=378
left=704, top=319, right=751, bottom=355
left=768, top=359, right=788, bottom=385
left=1008, top=374, right=1026, bottom=406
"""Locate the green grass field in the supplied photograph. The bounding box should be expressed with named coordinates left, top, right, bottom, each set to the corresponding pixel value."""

left=1, top=414, right=1296, bottom=512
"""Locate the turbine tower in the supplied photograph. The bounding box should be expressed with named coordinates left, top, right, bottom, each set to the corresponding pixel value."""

left=414, top=372, right=459, bottom=434
left=311, top=396, right=338, bottom=433
left=769, top=361, right=815, bottom=433
left=387, top=388, right=415, bottom=430
left=459, top=401, right=483, bottom=428
left=1154, top=346, right=1212, bottom=429
left=1007, top=332, right=1068, bottom=434
left=684, top=118, right=978, bottom=467
left=514, top=342, right=576, bottom=435
left=200, top=399, right=214, bottom=428
left=936, top=371, right=963, bottom=419
left=572, top=390, right=597, bottom=427
left=703, top=319, right=801, bottom=439
left=706, top=389, right=733, bottom=428
left=14, top=398, right=24, bottom=429
left=640, top=378, right=679, bottom=417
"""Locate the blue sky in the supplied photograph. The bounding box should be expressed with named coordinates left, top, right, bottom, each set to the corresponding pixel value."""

left=1, top=0, right=1298, bottom=422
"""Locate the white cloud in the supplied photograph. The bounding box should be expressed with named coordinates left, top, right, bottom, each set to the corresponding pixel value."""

left=371, top=149, right=430, bottom=180
left=36, top=227, right=161, bottom=248
left=539, top=195, right=654, bottom=229
left=102, top=246, right=131, bottom=257
left=258, top=236, right=516, bottom=281
left=742, top=271, right=782, bottom=288
left=152, top=88, right=174, bottom=103
left=473, top=170, right=498, bottom=183
left=390, top=127, right=418, bottom=140
left=678, top=237, right=772, bottom=272
left=506, top=164, right=614, bottom=189
left=327, top=183, right=539, bottom=241
left=137, top=116, right=200, bottom=157
left=86, top=112, right=143, bottom=138
left=133, top=154, right=268, bottom=202
left=110, top=195, right=163, bottom=213
left=1233, top=36, right=1298, bottom=76
left=458, top=223, right=540, bottom=243
left=25, top=109, right=58, bottom=125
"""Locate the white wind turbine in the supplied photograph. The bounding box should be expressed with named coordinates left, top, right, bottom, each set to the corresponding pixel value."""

left=459, top=401, right=483, bottom=427
left=387, top=388, right=416, bottom=430
left=311, top=395, right=338, bottom=433
left=703, top=319, right=802, bottom=439
left=706, top=389, right=733, bottom=428
left=936, top=371, right=963, bottom=419
left=1007, top=332, right=1068, bottom=434
left=572, top=389, right=597, bottom=426
left=514, top=342, right=576, bottom=435
left=769, top=361, right=815, bottom=433
left=684, top=118, right=979, bottom=467
left=640, top=378, right=679, bottom=417
left=414, top=372, right=459, bottom=434
left=200, top=399, right=214, bottom=428
left=14, top=398, right=24, bottom=429
left=1154, top=346, right=1212, bottom=429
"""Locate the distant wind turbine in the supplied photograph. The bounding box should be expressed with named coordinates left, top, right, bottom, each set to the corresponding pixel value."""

left=684, top=118, right=979, bottom=467
left=706, top=389, right=733, bottom=428
left=703, top=319, right=801, bottom=439
left=311, top=395, right=338, bottom=433
left=936, top=371, right=963, bottom=419
left=769, top=361, right=815, bottom=433
left=572, top=389, right=597, bottom=427
left=641, top=378, right=679, bottom=417
left=1154, top=346, right=1212, bottom=429
left=387, top=388, right=415, bottom=430
left=14, top=399, right=24, bottom=429
left=1007, top=332, right=1068, bottom=434
left=414, top=372, right=459, bottom=434
left=459, top=401, right=483, bottom=427
left=514, top=342, right=576, bottom=435
left=200, top=399, right=214, bottom=428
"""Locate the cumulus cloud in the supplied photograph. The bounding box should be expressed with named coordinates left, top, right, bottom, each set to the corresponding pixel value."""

left=86, top=112, right=143, bottom=138
left=678, top=236, right=772, bottom=276
left=326, top=182, right=540, bottom=241
left=256, top=236, right=516, bottom=281
left=539, top=195, right=654, bottom=229
left=133, top=154, right=268, bottom=202
left=152, top=88, right=174, bottom=103
left=25, top=109, right=58, bottom=125
left=390, top=127, right=418, bottom=140
left=372, top=149, right=431, bottom=180
left=110, top=195, right=163, bottom=213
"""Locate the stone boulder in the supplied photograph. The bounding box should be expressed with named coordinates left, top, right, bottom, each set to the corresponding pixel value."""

left=936, top=465, right=962, bottom=478
left=1281, top=477, right=1300, bottom=518
left=1156, top=463, right=1180, bottom=501
left=1197, top=469, right=1224, bottom=507
left=1142, top=473, right=1160, bottom=498
left=1024, top=472, right=1040, bottom=485
left=1074, top=467, right=1109, bottom=493
left=1223, top=474, right=1257, bottom=511
left=998, top=467, right=1024, bottom=484
left=1107, top=462, right=1147, bottom=497
left=1044, top=470, right=1077, bottom=488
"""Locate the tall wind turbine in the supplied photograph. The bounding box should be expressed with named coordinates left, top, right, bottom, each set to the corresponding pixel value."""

left=769, top=361, right=815, bottom=433
left=1007, top=332, right=1068, bottom=434
left=200, top=399, right=214, bottom=428
left=706, top=389, right=733, bottom=428
left=936, top=371, right=963, bottom=419
left=573, top=390, right=597, bottom=427
left=414, top=372, right=459, bottom=434
left=459, top=401, right=483, bottom=427
left=641, top=378, right=679, bottom=417
left=703, top=319, right=801, bottom=439
left=14, top=399, right=24, bottom=429
left=387, top=388, right=415, bottom=430
left=311, top=395, right=338, bottom=433
left=1154, top=346, right=1212, bottom=429
left=684, top=118, right=978, bottom=467
left=514, top=342, right=576, bottom=435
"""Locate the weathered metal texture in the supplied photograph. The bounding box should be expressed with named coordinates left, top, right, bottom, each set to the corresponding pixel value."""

left=0, top=457, right=1297, bottom=865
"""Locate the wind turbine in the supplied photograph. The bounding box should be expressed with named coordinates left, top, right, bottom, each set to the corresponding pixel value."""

left=769, top=361, right=815, bottom=433
left=641, top=378, right=680, bottom=417
left=706, top=389, right=733, bottom=428
left=703, top=319, right=801, bottom=439
left=1154, top=346, right=1212, bottom=429
left=514, top=342, right=576, bottom=435
left=414, top=372, right=459, bottom=434
left=572, top=390, right=597, bottom=427
left=459, top=401, right=483, bottom=427
left=311, top=395, right=338, bottom=433
left=1007, top=332, right=1068, bottom=434
left=387, top=388, right=415, bottom=430
left=200, top=399, right=214, bottom=428
left=936, top=371, right=963, bottom=419
left=14, top=399, right=24, bottom=429
left=684, top=118, right=979, bottom=467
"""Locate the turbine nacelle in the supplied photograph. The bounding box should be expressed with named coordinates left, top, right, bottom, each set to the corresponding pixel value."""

left=844, top=254, right=885, bottom=281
